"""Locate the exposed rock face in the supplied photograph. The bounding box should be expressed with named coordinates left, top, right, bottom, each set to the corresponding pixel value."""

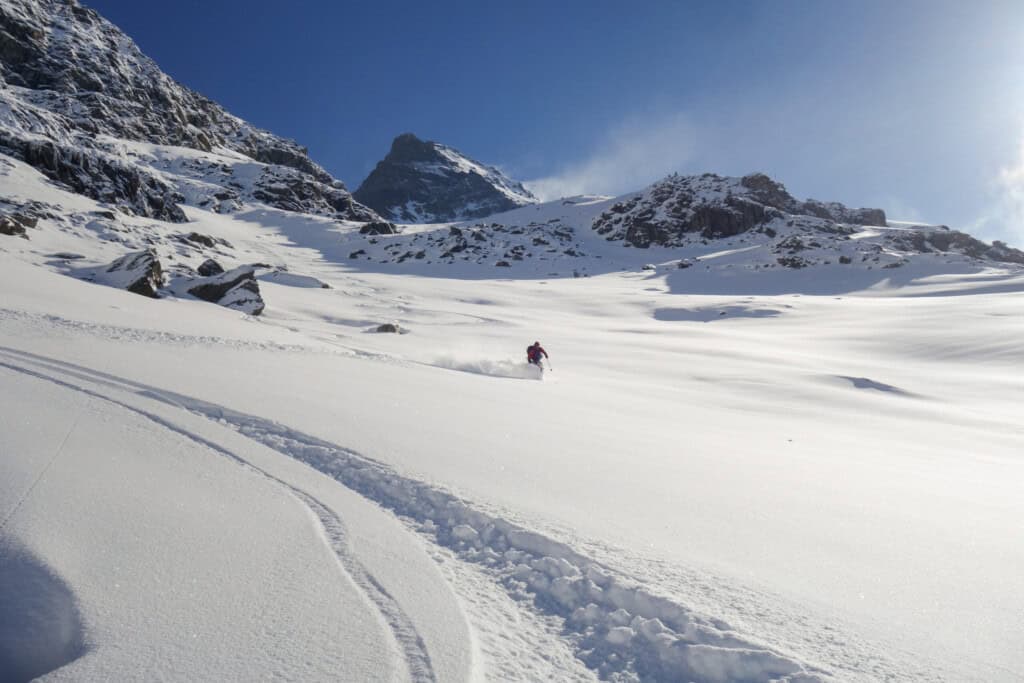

left=0, top=0, right=382, bottom=224
left=354, top=133, right=537, bottom=223
left=358, top=220, right=398, bottom=235
left=593, top=172, right=887, bottom=248
left=889, top=229, right=1024, bottom=265
left=197, top=259, right=224, bottom=276
left=343, top=216, right=590, bottom=268
left=801, top=199, right=886, bottom=227
left=92, top=249, right=163, bottom=298
left=186, top=266, right=265, bottom=315
left=0, top=212, right=34, bottom=237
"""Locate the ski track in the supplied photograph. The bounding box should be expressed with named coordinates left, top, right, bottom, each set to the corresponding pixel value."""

left=0, top=346, right=828, bottom=683
left=0, top=307, right=314, bottom=353
left=0, top=351, right=435, bottom=683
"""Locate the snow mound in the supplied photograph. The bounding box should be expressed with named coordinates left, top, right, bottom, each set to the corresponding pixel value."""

left=257, top=270, right=329, bottom=288
left=0, top=542, right=87, bottom=681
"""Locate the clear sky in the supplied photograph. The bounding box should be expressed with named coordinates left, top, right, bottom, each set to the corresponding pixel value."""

left=88, top=0, right=1024, bottom=243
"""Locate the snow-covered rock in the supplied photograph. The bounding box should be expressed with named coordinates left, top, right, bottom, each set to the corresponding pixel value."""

left=354, top=133, right=537, bottom=222
left=182, top=266, right=265, bottom=316
left=0, top=212, right=32, bottom=237
left=89, top=248, right=163, bottom=298
left=196, top=258, right=224, bottom=276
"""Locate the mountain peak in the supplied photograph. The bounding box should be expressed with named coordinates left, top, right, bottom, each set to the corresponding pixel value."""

left=354, top=134, right=537, bottom=223
left=386, top=133, right=438, bottom=163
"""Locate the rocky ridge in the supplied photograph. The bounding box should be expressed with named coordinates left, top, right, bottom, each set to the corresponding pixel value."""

left=354, top=133, right=537, bottom=223
left=592, top=172, right=887, bottom=248
left=339, top=173, right=1024, bottom=279
left=0, top=1, right=1020, bottom=301
left=0, top=0, right=381, bottom=224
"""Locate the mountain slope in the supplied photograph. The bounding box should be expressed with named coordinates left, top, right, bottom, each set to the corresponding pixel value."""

left=0, top=0, right=381, bottom=223
left=339, top=172, right=1024, bottom=292
left=354, top=132, right=537, bottom=222
left=2, top=4, right=1024, bottom=681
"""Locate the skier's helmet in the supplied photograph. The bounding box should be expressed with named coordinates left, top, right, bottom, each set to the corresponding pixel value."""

left=534, top=341, right=540, bottom=346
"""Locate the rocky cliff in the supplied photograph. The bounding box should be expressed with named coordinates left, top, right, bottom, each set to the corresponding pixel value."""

left=354, top=133, right=536, bottom=223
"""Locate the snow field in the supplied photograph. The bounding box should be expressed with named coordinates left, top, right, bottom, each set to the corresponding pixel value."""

left=2, top=153, right=1024, bottom=680
left=0, top=352, right=477, bottom=682
left=0, top=346, right=823, bottom=682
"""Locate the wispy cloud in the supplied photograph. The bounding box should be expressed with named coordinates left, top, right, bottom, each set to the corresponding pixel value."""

left=971, top=134, right=1024, bottom=245
left=525, top=112, right=696, bottom=200
left=996, top=138, right=1024, bottom=241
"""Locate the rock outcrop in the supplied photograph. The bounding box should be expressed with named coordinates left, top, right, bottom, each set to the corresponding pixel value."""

left=592, top=172, right=887, bottom=248
left=354, top=133, right=537, bottom=223
left=888, top=229, right=1024, bottom=265
left=0, top=211, right=34, bottom=237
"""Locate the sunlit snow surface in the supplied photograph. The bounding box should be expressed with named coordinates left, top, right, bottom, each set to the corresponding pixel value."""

left=2, top=155, right=1023, bottom=682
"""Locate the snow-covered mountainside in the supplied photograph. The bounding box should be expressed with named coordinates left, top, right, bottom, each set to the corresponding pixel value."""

left=354, top=132, right=538, bottom=223
left=0, top=0, right=382, bottom=224
left=3, top=2, right=1024, bottom=682
left=4, top=145, right=1024, bottom=681
left=342, top=173, right=1024, bottom=288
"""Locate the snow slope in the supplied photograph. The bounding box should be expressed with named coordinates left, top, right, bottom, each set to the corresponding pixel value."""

left=2, top=153, right=1023, bottom=681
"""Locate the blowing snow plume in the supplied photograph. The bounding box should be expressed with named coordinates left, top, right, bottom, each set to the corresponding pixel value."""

left=526, top=112, right=696, bottom=200
left=434, top=356, right=543, bottom=380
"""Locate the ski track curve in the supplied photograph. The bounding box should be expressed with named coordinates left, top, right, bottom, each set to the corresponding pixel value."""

left=0, top=346, right=829, bottom=683
left=0, top=351, right=435, bottom=683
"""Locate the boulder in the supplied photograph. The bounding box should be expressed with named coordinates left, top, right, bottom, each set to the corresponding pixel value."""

left=95, top=249, right=164, bottom=297
left=0, top=216, right=27, bottom=237
left=375, top=323, right=401, bottom=333
left=359, top=220, right=398, bottom=235
left=187, top=267, right=265, bottom=315
left=197, top=258, right=224, bottom=276
left=182, top=232, right=217, bottom=248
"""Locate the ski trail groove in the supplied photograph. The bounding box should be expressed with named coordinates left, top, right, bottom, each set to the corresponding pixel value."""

left=290, top=490, right=434, bottom=682
left=0, top=346, right=828, bottom=683
left=0, top=410, right=81, bottom=532
left=0, top=354, right=435, bottom=683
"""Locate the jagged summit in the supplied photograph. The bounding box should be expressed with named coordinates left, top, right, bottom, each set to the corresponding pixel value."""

left=354, top=133, right=537, bottom=223
left=0, top=0, right=381, bottom=223
left=385, top=133, right=445, bottom=164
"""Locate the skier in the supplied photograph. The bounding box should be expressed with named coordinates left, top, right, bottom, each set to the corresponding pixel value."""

left=526, top=341, right=548, bottom=368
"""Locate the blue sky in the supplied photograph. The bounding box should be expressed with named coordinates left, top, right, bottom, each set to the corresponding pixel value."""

left=89, top=1, right=1024, bottom=242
